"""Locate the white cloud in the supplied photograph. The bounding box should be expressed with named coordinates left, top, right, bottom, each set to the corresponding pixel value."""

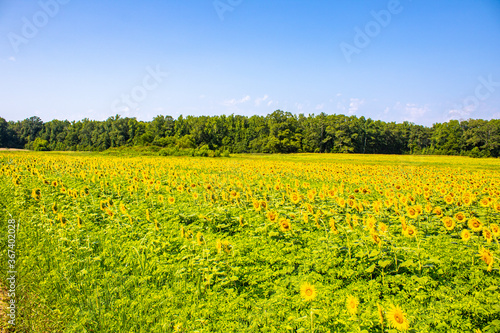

left=295, top=102, right=304, bottom=111
left=348, top=98, right=364, bottom=115
left=315, top=104, right=324, bottom=110
left=447, top=102, right=476, bottom=120
left=8, top=56, right=16, bottom=62
left=404, top=103, right=430, bottom=122
left=267, top=100, right=274, bottom=107
left=199, top=94, right=206, bottom=99
left=254, top=94, right=269, bottom=106
left=222, top=95, right=251, bottom=107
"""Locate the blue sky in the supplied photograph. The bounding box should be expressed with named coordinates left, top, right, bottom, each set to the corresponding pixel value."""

left=1, top=0, right=499, bottom=126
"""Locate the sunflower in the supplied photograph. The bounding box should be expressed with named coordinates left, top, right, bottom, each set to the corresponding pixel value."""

left=462, top=196, right=472, bottom=206
left=77, top=216, right=83, bottom=228
left=468, top=218, right=483, bottom=232
left=196, top=232, right=204, bottom=246
left=444, top=194, right=454, bottom=205
left=329, top=218, right=338, bottom=234
left=478, top=248, right=494, bottom=272
left=404, top=225, right=417, bottom=238
left=424, top=203, right=433, bottom=214
left=252, top=200, right=261, bottom=211
left=379, top=222, right=388, bottom=234
left=158, top=195, right=164, bottom=203
left=279, top=218, right=292, bottom=232
left=483, top=228, right=493, bottom=243
left=386, top=304, right=409, bottom=331
left=479, top=197, right=490, bottom=207
left=105, top=208, right=114, bottom=217
left=221, top=240, right=232, bottom=254
left=168, top=196, right=175, bottom=204
left=260, top=201, right=268, bottom=210
left=371, top=232, right=382, bottom=246
left=31, top=188, right=41, bottom=201
left=490, top=223, right=500, bottom=237
left=267, top=211, right=278, bottom=223
left=454, top=212, right=466, bottom=224
left=366, top=216, right=376, bottom=232
left=58, top=213, right=66, bottom=226
left=346, top=295, right=359, bottom=315
left=119, top=203, right=127, bottom=214
left=442, top=217, right=455, bottom=231
left=290, top=192, right=301, bottom=205
left=433, top=206, right=443, bottom=217
left=461, top=229, right=471, bottom=242
left=300, top=282, right=317, bottom=301
left=52, top=202, right=58, bottom=214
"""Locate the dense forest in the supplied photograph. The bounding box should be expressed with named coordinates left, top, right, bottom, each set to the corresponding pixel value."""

left=0, top=110, right=499, bottom=157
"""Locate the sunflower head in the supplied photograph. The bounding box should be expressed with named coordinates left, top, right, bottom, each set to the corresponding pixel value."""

left=442, top=217, right=455, bottom=231
left=386, top=304, right=409, bottom=331
left=491, top=224, right=500, bottom=237
left=300, top=282, right=317, bottom=301
left=461, top=229, right=471, bottom=242
left=478, top=248, right=494, bottom=271
left=279, top=218, right=292, bottom=232
left=346, top=295, right=359, bottom=315
left=468, top=217, right=483, bottom=232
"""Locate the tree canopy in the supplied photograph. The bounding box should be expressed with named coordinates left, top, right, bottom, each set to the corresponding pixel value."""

left=0, top=111, right=498, bottom=157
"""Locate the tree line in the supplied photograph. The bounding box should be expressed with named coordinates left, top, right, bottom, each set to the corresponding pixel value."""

left=0, top=110, right=499, bottom=157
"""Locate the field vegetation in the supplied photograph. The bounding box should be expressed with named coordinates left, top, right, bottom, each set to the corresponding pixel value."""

left=0, top=152, right=499, bottom=332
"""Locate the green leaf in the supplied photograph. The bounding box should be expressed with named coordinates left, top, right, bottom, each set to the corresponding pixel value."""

left=365, top=264, right=376, bottom=273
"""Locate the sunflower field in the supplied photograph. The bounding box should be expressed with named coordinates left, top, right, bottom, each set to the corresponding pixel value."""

left=0, top=152, right=499, bottom=332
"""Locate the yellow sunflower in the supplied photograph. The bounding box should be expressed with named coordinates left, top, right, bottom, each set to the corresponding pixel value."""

left=266, top=211, right=278, bottom=223
left=490, top=223, right=499, bottom=237
left=300, top=282, right=317, bottom=301
left=279, top=218, right=292, bottom=232
left=454, top=212, right=466, bottom=224
left=461, top=229, right=471, bottom=242
left=290, top=192, right=301, bottom=205
left=478, top=248, right=494, bottom=272
left=468, top=217, right=483, bottom=232
left=444, top=194, right=455, bottom=205
left=386, top=304, right=409, bottom=331
left=483, top=228, right=493, bottom=243
left=346, top=295, right=359, bottom=315
left=433, top=206, right=443, bottom=217
left=31, top=188, right=41, bottom=201
left=442, top=217, right=455, bottom=231
left=404, top=225, right=417, bottom=238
